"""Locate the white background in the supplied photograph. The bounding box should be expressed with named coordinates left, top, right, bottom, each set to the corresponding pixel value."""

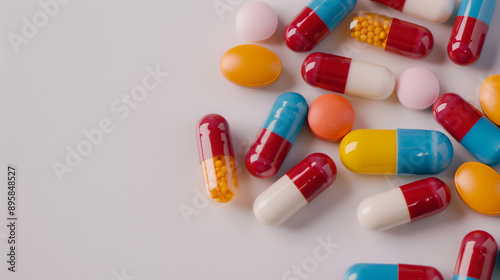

left=1, top=0, right=500, bottom=279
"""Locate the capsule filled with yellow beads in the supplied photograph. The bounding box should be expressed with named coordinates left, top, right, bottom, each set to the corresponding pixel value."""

left=196, top=114, right=239, bottom=205
left=349, top=11, right=434, bottom=59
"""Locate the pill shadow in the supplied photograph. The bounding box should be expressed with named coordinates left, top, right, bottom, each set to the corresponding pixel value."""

left=280, top=167, right=352, bottom=229
left=472, top=36, right=498, bottom=69
left=263, top=17, right=286, bottom=47
left=426, top=40, right=448, bottom=65
left=271, top=66, right=296, bottom=92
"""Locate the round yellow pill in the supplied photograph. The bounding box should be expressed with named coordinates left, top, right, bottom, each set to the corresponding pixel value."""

left=455, top=162, right=500, bottom=216
left=221, top=44, right=281, bottom=88
left=480, top=74, right=500, bottom=126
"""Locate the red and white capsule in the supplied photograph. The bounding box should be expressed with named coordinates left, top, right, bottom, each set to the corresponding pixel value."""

left=253, top=153, right=337, bottom=226
left=454, top=230, right=498, bottom=280
left=357, top=177, right=451, bottom=231
left=302, top=52, right=395, bottom=100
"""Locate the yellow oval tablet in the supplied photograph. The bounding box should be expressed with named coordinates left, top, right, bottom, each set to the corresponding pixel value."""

left=221, top=44, right=281, bottom=88
left=480, top=75, right=500, bottom=126
left=455, top=161, right=500, bottom=216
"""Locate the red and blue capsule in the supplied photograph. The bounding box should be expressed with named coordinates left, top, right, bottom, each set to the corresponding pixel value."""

left=454, top=230, right=498, bottom=280
left=246, top=92, right=308, bottom=178
left=433, top=93, right=500, bottom=166
left=284, top=0, right=357, bottom=52
left=344, top=263, right=444, bottom=280
left=448, top=0, right=496, bottom=65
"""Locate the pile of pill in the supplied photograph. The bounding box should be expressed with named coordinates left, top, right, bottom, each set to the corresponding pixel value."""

left=196, top=0, right=500, bottom=278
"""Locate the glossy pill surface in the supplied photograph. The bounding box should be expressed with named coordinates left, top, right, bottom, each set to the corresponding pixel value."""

left=339, top=129, right=453, bottom=175
left=220, top=44, right=281, bottom=88
left=454, top=230, right=498, bottom=280
left=344, top=263, right=444, bottom=280
left=448, top=0, right=496, bottom=65
left=196, top=114, right=238, bottom=205
left=358, top=177, right=450, bottom=231
left=302, top=52, right=395, bottom=100
left=308, top=94, right=354, bottom=142
left=236, top=1, right=278, bottom=41
left=480, top=75, right=500, bottom=126
left=349, top=11, right=434, bottom=59
left=284, top=0, right=357, bottom=52
left=246, top=92, right=308, bottom=178
left=397, top=67, right=440, bottom=110
left=433, top=93, right=500, bottom=166
left=455, top=162, right=500, bottom=216
left=370, top=0, right=454, bottom=23
left=253, top=153, right=336, bottom=226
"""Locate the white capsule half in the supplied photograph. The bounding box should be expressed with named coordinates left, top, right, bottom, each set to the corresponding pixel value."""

left=345, top=59, right=396, bottom=100
left=372, top=0, right=454, bottom=23
left=253, top=176, right=307, bottom=226
left=357, top=188, right=411, bottom=231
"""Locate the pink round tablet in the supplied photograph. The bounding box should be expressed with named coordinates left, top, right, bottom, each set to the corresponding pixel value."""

left=397, top=67, right=440, bottom=110
left=236, top=1, right=278, bottom=42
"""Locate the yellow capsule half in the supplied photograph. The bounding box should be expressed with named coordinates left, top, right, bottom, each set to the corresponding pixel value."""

left=339, top=129, right=397, bottom=174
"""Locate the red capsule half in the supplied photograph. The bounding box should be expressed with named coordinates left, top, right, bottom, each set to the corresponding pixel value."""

left=454, top=230, right=498, bottom=280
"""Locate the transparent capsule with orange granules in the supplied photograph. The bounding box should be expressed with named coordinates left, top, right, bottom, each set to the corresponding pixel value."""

left=196, top=114, right=238, bottom=205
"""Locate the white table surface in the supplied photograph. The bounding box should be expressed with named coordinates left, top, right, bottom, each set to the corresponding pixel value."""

left=1, top=0, right=499, bottom=279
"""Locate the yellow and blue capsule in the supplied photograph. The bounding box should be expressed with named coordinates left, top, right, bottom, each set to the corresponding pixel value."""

left=339, top=129, right=453, bottom=175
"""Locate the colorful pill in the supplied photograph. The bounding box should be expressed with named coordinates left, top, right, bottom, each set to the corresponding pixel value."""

left=358, top=177, right=451, bottom=231
left=454, top=230, right=498, bottom=280
left=284, top=0, right=357, bottom=52
left=480, top=75, right=500, bottom=126
left=196, top=114, right=238, bottom=205
left=448, top=0, right=496, bottom=65
left=220, top=44, right=281, bottom=88
left=433, top=93, right=500, bottom=166
left=339, top=129, right=454, bottom=175
left=370, top=0, right=454, bottom=23
left=397, top=67, right=440, bottom=110
left=455, top=162, right=500, bottom=216
left=253, top=153, right=336, bottom=226
left=236, top=1, right=278, bottom=42
left=344, top=263, right=444, bottom=280
left=246, top=92, right=308, bottom=178
left=308, top=94, right=355, bottom=142
left=302, top=52, right=395, bottom=100
left=349, top=11, right=434, bottom=59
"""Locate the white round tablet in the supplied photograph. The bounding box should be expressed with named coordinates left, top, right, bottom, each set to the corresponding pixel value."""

left=236, top=1, right=278, bottom=42
left=397, top=67, right=440, bottom=110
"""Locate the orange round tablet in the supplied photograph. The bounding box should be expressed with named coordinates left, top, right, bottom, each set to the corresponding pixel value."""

left=308, top=94, right=355, bottom=142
